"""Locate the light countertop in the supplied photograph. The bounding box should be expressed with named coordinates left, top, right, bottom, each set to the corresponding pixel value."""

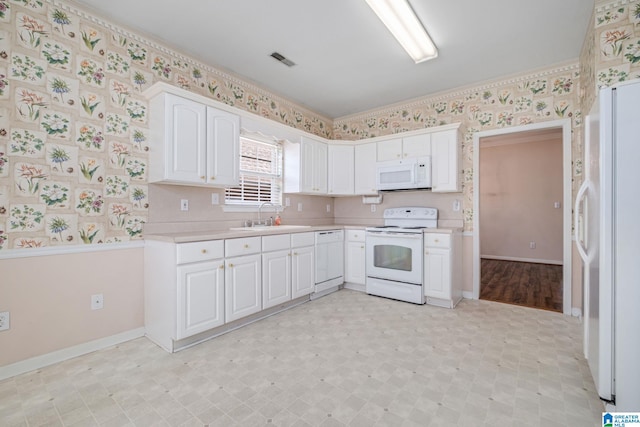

left=145, top=224, right=460, bottom=243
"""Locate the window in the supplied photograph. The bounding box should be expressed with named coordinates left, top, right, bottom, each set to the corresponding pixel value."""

left=225, top=136, right=283, bottom=206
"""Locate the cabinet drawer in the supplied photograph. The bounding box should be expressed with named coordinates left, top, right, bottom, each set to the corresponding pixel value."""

left=262, top=234, right=291, bottom=252
left=176, top=240, right=224, bottom=264
left=226, top=236, right=261, bottom=257
left=346, top=229, right=365, bottom=242
left=291, top=232, right=315, bottom=248
left=424, top=233, right=451, bottom=248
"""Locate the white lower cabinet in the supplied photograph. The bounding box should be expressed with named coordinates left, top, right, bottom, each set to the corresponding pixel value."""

left=291, top=232, right=315, bottom=298
left=225, top=253, right=262, bottom=323
left=262, top=234, right=292, bottom=309
left=177, top=259, right=225, bottom=339
left=145, top=239, right=225, bottom=352
left=345, top=230, right=366, bottom=285
left=423, top=232, right=462, bottom=308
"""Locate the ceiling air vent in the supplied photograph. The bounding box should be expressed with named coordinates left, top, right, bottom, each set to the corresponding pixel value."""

left=270, top=52, right=296, bottom=67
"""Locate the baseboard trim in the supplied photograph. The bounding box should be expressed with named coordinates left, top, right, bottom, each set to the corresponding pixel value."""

left=343, top=282, right=365, bottom=293
left=480, top=255, right=563, bottom=265
left=571, top=307, right=582, bottom=318
left=462, top=291, right=474, bottom=300
left=0, top=327, right=145, bottom=381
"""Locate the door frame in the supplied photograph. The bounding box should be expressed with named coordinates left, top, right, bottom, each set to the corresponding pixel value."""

left=472, top=119, right=572, bottom=315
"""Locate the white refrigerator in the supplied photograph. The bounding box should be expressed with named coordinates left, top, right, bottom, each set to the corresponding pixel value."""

left=575, top=79, right=640, bottom=410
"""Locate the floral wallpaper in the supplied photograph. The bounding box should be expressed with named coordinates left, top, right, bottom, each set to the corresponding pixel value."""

left=333, top=64, right=583, bottom=232
left=0, top=0, right=632, bottom=247
left=593, top=1, right=640, bottom=90
left=0, top=0, right=332, bottom=250
left=334, top=0, right=640, bottom=232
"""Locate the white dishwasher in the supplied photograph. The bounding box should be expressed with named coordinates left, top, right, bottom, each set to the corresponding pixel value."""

left=315, top=230, right=344, bottom=293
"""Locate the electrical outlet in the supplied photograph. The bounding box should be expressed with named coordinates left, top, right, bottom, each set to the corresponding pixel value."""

left=453, top=199, right=461, bottom=212
left=91, top=294, right=104, bottom=310
left=326, top=204, right=331, bottom=213
left=0, top=311, right=10, bottom=331
left=211, top=193, right=219, bottom=205
left=371, top=204, right=377, bottom=213
left=297, top=202, right=303, bottom=212
left=285, top=197, right=291, bottom=207
left=529, top=241, right=536, bottom=249
left=180, top=199, right=189, bottom=211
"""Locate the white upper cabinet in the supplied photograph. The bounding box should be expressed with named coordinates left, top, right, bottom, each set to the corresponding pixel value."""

left=431, top=129, right=460, bottom=192
left=354, top=142, right=377, bottom=195
left=376, top=137, right=403, bottom=161
left=147, top=88, right=239, bottom=187
left=376, top=133, right=431, bottom=161
left=207, top=107, right=240, bottom=186
left=328, top=145, right=354, bottom=195
left=284, top=136, right=328, bottom=194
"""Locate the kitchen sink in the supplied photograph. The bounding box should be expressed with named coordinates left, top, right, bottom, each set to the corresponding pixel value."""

left=229, top=225, right=312, bottom=231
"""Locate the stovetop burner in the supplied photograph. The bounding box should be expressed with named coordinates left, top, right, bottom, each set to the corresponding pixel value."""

left=366, top=207, right=438, bottom=231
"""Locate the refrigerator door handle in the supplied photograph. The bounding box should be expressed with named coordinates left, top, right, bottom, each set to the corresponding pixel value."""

left=574, top=179, right=590, bottom=263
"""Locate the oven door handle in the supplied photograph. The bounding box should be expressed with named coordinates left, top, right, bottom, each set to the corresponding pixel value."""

left=366, top=231, right=423, bottom=239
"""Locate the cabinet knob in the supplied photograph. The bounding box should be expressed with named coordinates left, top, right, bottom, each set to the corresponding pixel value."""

left=360, top=246, right=364, bottom=249
left=293, top=252, right=298, bottom=256
left=201, top=249, right=207, bottom=254
left=434, top=239, right=439, bottom=243
left=244, top=244, right=249, bottom=249
left=229, top=263, right=234, bottom=268
left=200, top=176, right=205, bottom=180
left=425, top=251, right=429, bottom=255
left=396, top=154, right=400, bottom=158
left=219, top=265, right=224, bottom=269
left=210, top=176, right=216, bottom=181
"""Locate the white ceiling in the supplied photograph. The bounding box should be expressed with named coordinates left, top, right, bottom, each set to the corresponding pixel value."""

left=70, top=0, right=594, bottom=119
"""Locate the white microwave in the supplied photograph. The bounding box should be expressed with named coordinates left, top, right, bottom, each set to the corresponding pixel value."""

left=376, top=156, right=432, bottom=191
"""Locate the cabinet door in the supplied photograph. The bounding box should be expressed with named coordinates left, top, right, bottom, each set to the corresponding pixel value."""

left=354, top=143, right=377, bottom=195
left=431, top=130, right=460, bottom=192
left=402, top=134, right=431, bottom=158
left=345, top=241, right=366, bottom=285
left=314, top=141, right=328, bottom=194
left=292, top=246, right=315, bottom=298
left=177, top=259, right=224, bottom=339
left=225, top=254, right=262, bottom=322
left=377, top=138, right=402, bottom=161
left=262, top=249, right=292, bottom=309
left=206, top=107, right=239, bottom=186
left=424, top=248, right=451, bottom=300
left=328, top=145, right=354, bottom=195
left=165, top=94, right=207, bottom=183
left=300, top=138, right=317, bottom=193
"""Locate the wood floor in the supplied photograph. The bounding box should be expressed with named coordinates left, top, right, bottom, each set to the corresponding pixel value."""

left=480, top=259, right=563, bottom=312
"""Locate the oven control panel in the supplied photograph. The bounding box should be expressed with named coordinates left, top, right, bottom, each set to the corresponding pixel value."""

left=383, top=207, right=437, bottom=220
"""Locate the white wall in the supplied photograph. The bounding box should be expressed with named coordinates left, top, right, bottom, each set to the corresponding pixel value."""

left=479, top=136, right=563, bottom=263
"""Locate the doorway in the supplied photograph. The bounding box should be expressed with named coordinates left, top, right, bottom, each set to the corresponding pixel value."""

left=473, top=119, right=572, bottom=314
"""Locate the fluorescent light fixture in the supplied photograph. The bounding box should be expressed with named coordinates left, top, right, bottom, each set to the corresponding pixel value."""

left=365, top=0, right=438, bottom=63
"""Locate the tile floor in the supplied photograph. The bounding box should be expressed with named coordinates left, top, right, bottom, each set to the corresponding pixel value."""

left=0, top=289, right=604, bottom=426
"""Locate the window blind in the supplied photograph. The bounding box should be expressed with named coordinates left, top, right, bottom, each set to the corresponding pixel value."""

left=225, top=137, right=282, bottom=205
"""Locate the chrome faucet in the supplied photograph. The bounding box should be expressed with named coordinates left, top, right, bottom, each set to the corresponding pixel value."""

left=258, top=202, right=280, bottom=225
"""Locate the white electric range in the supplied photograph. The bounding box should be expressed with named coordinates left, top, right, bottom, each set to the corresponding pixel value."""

left=365, top=207, right=438, bottom=304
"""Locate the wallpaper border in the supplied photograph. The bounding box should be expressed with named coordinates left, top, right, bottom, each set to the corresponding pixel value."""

left=334, top=61, right=580, bottom=126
